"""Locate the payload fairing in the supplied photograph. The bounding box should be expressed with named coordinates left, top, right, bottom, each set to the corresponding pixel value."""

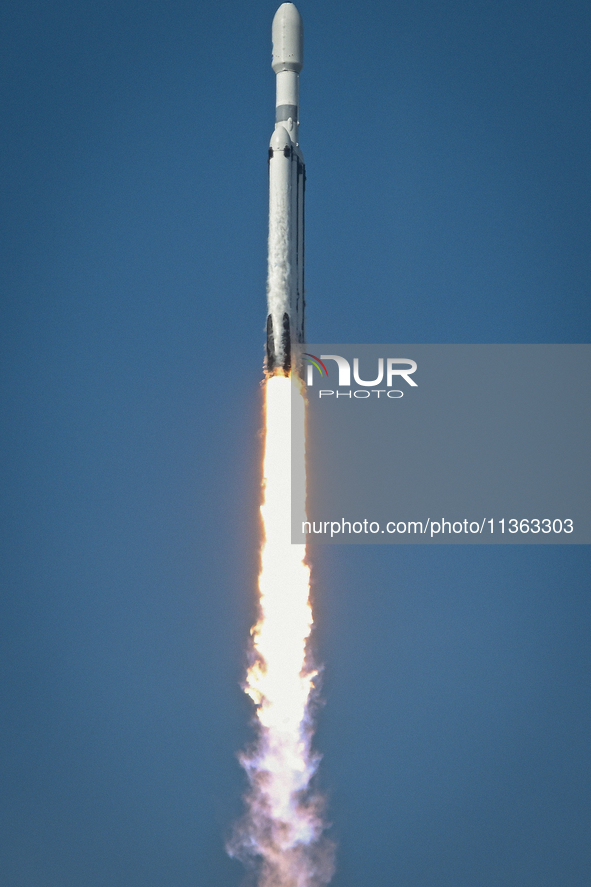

left=266, top=2, right=305, bottom=374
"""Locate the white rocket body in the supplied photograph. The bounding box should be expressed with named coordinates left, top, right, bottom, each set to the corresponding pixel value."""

left=266, top=2, right=305, bottom=373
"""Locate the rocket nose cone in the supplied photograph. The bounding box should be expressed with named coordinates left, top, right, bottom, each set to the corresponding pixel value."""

left=269, top=125, right=292, bottom=151
left=272, top=3, right=303, bottom=74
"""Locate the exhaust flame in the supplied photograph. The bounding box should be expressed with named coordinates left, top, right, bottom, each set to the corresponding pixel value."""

left=228, top=374, right=334, bottom=887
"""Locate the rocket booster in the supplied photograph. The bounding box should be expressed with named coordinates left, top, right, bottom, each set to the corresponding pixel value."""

left=266, top=3, right=305, bottom=374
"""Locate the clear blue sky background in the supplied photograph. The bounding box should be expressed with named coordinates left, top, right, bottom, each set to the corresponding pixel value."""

left=1, top=1, right=590, bottom=885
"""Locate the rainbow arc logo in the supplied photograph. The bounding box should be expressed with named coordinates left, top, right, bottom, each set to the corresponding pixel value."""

left=303, top=353, right=328, bottom=377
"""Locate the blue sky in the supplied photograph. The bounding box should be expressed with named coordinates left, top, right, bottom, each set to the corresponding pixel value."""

left=1, top=1, right=590, bottom=885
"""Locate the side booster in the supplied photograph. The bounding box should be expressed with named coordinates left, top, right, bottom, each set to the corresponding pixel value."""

left=266, top=3, right=305, bottom=374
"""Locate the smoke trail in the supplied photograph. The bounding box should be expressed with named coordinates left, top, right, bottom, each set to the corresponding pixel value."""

left=228, top=374, right=335, bottom=887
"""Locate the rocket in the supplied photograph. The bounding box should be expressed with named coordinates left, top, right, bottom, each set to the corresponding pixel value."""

left=266, top=3, right=305, bottom=374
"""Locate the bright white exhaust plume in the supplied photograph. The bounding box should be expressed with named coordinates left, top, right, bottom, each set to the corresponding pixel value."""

left=227, top=374, right=334, bottom=887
